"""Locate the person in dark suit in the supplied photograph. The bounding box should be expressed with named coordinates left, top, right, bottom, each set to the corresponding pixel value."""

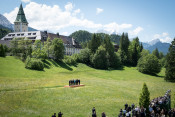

left=125, top=103, right=128, bottom=110
left=58, top=111, right=63, bottom=117
left=92, top=107, right=96, bottom=114
left=102, top=112, right=106, bottom=117
left=69, top=80, right=71, bottom=86
left=92, top=112, right=97, bottom=117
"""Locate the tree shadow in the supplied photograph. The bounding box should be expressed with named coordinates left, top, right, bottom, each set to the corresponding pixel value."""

left=108, top=65, right=124, bottom=71
left=42, top=60, right=51, bottom=69
left=48, top=59, right=73, bottom=71
left=141, top=72, right=165, bottom=78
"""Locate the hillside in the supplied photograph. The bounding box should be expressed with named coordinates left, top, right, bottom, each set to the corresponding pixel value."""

left=0, top=56, right=174, bottom=117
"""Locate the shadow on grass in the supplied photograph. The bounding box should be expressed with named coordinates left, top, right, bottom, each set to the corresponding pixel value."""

left=108, top=65, right=124, bottom=71
left=141, top=72, right=165, bottom=78
left=46, top=59, right=73, bottom=71
left=0, top=85, right=63, bottom=92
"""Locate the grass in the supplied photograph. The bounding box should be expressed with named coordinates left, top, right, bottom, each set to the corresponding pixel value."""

left=0, top=56, right=174, bottom=117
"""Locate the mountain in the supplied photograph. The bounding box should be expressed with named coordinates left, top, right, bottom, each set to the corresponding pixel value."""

left=142, top=39, right=170, bottom=55
left=0, top=14, right=38, bottom=31
left=0, top=14, right=13, bottom=29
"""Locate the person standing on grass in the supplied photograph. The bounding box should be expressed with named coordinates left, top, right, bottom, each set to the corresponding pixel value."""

left=132, top=103, right=135, bottom=110
left=102, top=112, right=106, bottom=117
left=125, top=103, right=128, bottom=110
left=92, top=111, right=97, bottom=117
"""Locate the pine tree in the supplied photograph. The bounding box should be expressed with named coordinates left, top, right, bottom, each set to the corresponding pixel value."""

left=139, top=83, right=150, bottom=115
left=165, top=38, right=175, bottom=81
left=140, top=42, right=143, bottom=52
left=132, top=43, right=138, bottom=66
left=152, top=48, right=160, bottom=59
left=88, top=33, right=101, bottom=53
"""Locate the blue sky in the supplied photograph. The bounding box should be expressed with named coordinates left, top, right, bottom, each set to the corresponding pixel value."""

left=0, top=0, right=175, bottom=43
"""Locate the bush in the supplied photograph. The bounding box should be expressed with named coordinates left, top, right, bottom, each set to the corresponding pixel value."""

left=91, top=46, right=109, bottom=69
left=78, top=48, right=91, bottom=64
left=63, top=55, right=77, bottom=65
left=0, top=44, right=5, bottom=57
left=110, top=52, right=121, bottom=68
left=25, top=56, right=44, bottom=70
left=137, top=54, right=161, bottom=75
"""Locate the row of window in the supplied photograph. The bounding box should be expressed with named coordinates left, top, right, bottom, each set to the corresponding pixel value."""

left=8, top=33, right=36, bottom=37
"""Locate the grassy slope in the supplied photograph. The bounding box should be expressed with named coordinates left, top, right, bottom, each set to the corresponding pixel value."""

left=0, top=56, right=174, bottom=117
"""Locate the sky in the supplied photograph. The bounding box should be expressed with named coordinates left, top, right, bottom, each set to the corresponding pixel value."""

left=0, top=0, right=175, bottom=43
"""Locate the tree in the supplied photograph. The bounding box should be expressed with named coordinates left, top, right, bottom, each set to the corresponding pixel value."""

left=103, top=35, right=121, bottom=68
left=0, top=44, right=5, bottom=57
left=44, top=37, right=52, bottom=58
left=88, top=33, right=102, bottom=53
left=70, top=30, right=92, bottom=43
left=18, top=38, right=33, bottom=61
left=139, top=83, right=150, bottom=115
left=32, top=40, right=47, bottom=60
left=91, top=45, right=109, bottom=69
left=78, top=48, right=91, bottom=64
left=132, top=43, right=138, bottom=66
left=137, top=54, right=161, bottom=75
left=119, top=33, right=130, bottom=65
left=52, top=38, right=65, bottom=61
left=152, top=48, right=160, bottom=59
left=165, top=38, right=175, bottom=81
left=10, top=38, right=19, bottom=56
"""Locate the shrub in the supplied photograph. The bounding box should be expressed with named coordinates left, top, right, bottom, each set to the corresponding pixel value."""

left=91, top=45, right=109, bottom=69
left=25, top=56, right=44, bottom=70
left=78, top=48, right=91, bottom=64
left=0, top=44, right=5, bottom=57
left=110, top=52, right=121, bottom=68
left=137, top=54, right=161, bottom=75
left=63, top=55, right=77, bottom=65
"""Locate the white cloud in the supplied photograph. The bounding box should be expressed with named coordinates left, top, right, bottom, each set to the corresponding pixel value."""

left=104, top=22, right=132, bottom=34
left=61, top=32, right=68, bottom=36
left=4, top=2, right=135, bottom=36
left=73, top=9, right=80, bottom=16
left=96, top=8, right=103, bottom=15
left=153, top=32, right=172, bottom=43
left=21, top=0, right=31, bottom=3
left=65, top=2, right=73, bottom=11
left=129, top=27, right=143, bottom=36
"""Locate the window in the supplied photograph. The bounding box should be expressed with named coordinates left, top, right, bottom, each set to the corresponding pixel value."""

left=28, top=33, right=31, bottom=35
left=33, top=33, right=36, bottom=35
left=21, top=34, right=24, bottom=36
left=8, top=34, right=11, bottom=36
left=17, top=34, right=20, bottom=36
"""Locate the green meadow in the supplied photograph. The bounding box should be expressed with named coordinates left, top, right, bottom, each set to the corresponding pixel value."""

left=0, top=56, right=174, bottom=117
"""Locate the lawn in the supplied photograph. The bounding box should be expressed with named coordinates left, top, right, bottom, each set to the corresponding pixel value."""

left=0, top=56, right=174, bottom=117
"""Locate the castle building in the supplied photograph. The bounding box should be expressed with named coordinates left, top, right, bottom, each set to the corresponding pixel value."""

left=0, top=4, right=82, bottom=55
left=14, top=4, right=28, bottom=32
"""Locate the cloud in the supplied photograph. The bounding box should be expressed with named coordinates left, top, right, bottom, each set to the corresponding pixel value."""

left=96, top=8, right=103, bottom=15
left=103, top=22, right=132, bottom=34
left=21, top=0, right=31, bottom=3
left=61, top=32, right=68, bottom=36
left=129, top=27, right=143, bottom=36
left=4, top=2, right=135, bottom=36
left=153, top=32, right=172, bottom=43
left=73, top=9, right=80, bottom=16
left=65, top=2, right=73, bottom=11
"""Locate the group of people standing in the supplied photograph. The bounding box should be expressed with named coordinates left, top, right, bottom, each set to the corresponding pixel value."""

left=69, top=79, right=80, bottom=86
left=51, top=112, right=63, bottom=117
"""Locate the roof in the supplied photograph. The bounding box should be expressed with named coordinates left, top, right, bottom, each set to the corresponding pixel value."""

left=14, top=4, right=28, bottom=24
left=1, top=31, right=43, bottom=41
